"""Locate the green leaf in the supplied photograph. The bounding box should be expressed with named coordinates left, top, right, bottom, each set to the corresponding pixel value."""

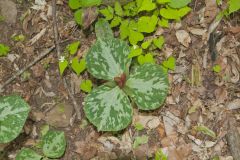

left=162, top=56, right=176, bottom=70
left=0, top=95, right=30, bottom=143
left=134, top=122, right=144, bottom=131
left=126, top=63, right=169, bottom=110
left=156, top=0, right=171, bottom=4
left=138, top=0, right=156, bottom=12
left=213, top=64, right=221, bottom=73
left=123, top=1, right=138, bottom=16
left=129, top=30, right=144, bottom=45
left=86, top=38, right=131, bottom=81
left=158, top=18, right=169, bottom=28
left=59, top=58, right=68, bottom=76
left=114, top=1, right=123, bottom=16
left=141, top=39, right=152, bottom=49
left=42, top=130, right=66, bottom=158
left=194, top=125, right=216, bottom=138
left=168, top=0, right=191, bottom=9
left=160, top=8, right=180, bottom=20
left=137, top=15, right=158, bottom=33
left=67, top=41, right=80, bottom=55
left=79, top=0, right=102, bottom=7
left=80, top=79, right=93, bottom=93
left=16, top=148, right=42, bottom=160
left=153, top=36, right=165, bottom=49
left=228, top=0, right=240, bottom=14
left=84, top=85, right=133, bottom=131
left=120, top=20, right=130, bottom=39
left=110, top=16, right=122, bottom=27
left=155, top=149, right=168, bottom=160
left=74, top=9, right=83, bottom=25
left=40, top=124, right=50, bottom=137
left=95, top=19, right=114, bottom=39
left=133, top=135, right=148, bottom=148
left=0, top=43, right=10, bottom=57
left=12, top=34, right=25, bottom=42
left=137, top=53, right=155, bottom=65
left=71, top=57, right=86, bottom=76
left=68, top=0, right=81, bottom=9
left=178, top=6, right=192, bottom=17
left=99, top=6, right=114, bottom=20
left=128, top=46, right=143, bottom=58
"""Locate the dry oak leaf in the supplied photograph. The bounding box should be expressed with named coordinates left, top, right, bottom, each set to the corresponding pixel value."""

left=175, top=30, right=191, bottom=48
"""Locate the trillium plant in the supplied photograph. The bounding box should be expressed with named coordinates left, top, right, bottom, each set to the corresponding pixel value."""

left=83, top=20, right=169, bottom=131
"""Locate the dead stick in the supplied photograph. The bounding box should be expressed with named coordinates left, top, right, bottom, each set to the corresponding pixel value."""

left=52, top=0, right=81, bottom=120
left=0, top=46, right=55, bottom=92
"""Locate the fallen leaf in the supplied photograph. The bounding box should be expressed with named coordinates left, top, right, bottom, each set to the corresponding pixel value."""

left=175, top=30, right=191, bottom=47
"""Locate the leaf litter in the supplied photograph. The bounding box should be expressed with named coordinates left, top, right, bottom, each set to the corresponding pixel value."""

left=0, top=0, right=239, bottom=159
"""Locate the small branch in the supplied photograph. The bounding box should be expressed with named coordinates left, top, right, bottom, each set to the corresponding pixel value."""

left=0, top=46, right=55, bottom=92
left=52, top=0, right=81, bottom=120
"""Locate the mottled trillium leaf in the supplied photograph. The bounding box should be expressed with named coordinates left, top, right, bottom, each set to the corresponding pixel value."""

left=137, top=15, right=158, bottom=33
left=95, top=19, right=114, bottom=39
left=86, top=38, right=131, bottom=81
left=168, top=0, right=191, bottom=9
left=42, top=130, right=66, bottom=158
left=126, top=64, right=169, bottom=110
left=16, top=148, right=42, bottom=160
left=84, top=85, right=132, bottom=131
left=138, top=0, right=156, bottom=12
left=0, top=95, right=30, bottom=143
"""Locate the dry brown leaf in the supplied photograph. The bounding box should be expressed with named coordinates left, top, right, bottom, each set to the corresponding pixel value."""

left=175, top=30, right=191, bottom=48
left=204, top=0, right=218, bottom=23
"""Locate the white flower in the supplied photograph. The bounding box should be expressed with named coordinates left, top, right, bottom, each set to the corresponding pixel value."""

left=59, top=56, right=65, bottom=62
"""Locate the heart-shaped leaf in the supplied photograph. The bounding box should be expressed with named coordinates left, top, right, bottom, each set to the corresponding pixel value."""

left=141, top=39, right=152, bottom=49
left=178, top=6, right=192, bottom=17
left=129, top=30, right=144, bottom=45
left=79, top=0, right=102, bottom=7
left=168, top=0, right=191, bottom=9
left=228, top=0, right=240, bottom=14
left=120, top=20, right=130, bottom=40
left=84, top=85, right=132, bottom=131
left=68, top=0, right=81, bottom=10
left=80, top=79, right=93, bottom=93
left=42, top=130, right=66, bottom=158
left=0, top=95, right=30, bottom=143
left=71, top=57, right=86, bottom=76
left=137, top=15, right=158, bottom=33
left=126, top=63, right=169, bottom=110
left=137, top=53, right=155, bottom=65
left=162, top=56, right=175, bottom=70
left=59, top=58, right=68, bottom=76
left=156, top=0, right=171, bottom=4
left=74, top=9, right=83, bottom=25
left=114, top=1, right=123, bottom=16
left=160, top=8, right=180, bottom=20
left=16, top=148, right=42, bottom=160
left=99, top=6, right=114, bottom=20
left=158, top=18, right=169, bottom=28
left=128, top=46, right=143, bottom=58
left=86, top=38, right=131, bottom=80
left=138, top=0, right=156, bottom=12
left=67, top=41, right=80, bottom=55
left=95, top=19, right=114, bottom=39
left=110, top=16, right=122, bottom=27
left=0, top=43, right=10, bottom=57
left=153, top=36, right=165, bottom=49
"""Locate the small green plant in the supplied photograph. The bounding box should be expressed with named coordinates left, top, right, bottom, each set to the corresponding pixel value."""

left=217, top=0, right=240, bottom=20
left=16, top=130, right=66, bottom=159
left=133, top=135, right=149, bottom=148
left=0, top=95, right=30, bottom=143
left=0, top=43, right=10, bottom=57
left=58, top=41, right=86, bottom=76
left=83, top=20, right=169, bottom=131
left=155, top=148, right=168, bottom=160
left=212, top=64, right=221, bottom=73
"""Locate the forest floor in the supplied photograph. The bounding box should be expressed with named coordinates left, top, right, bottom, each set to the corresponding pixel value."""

left=0, top=0, right=240, bottom=159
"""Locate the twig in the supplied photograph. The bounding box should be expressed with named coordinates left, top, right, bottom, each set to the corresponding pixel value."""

left=52, top=0, right=81, bottom=120
left=0, top=46, right=55, bottom=92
